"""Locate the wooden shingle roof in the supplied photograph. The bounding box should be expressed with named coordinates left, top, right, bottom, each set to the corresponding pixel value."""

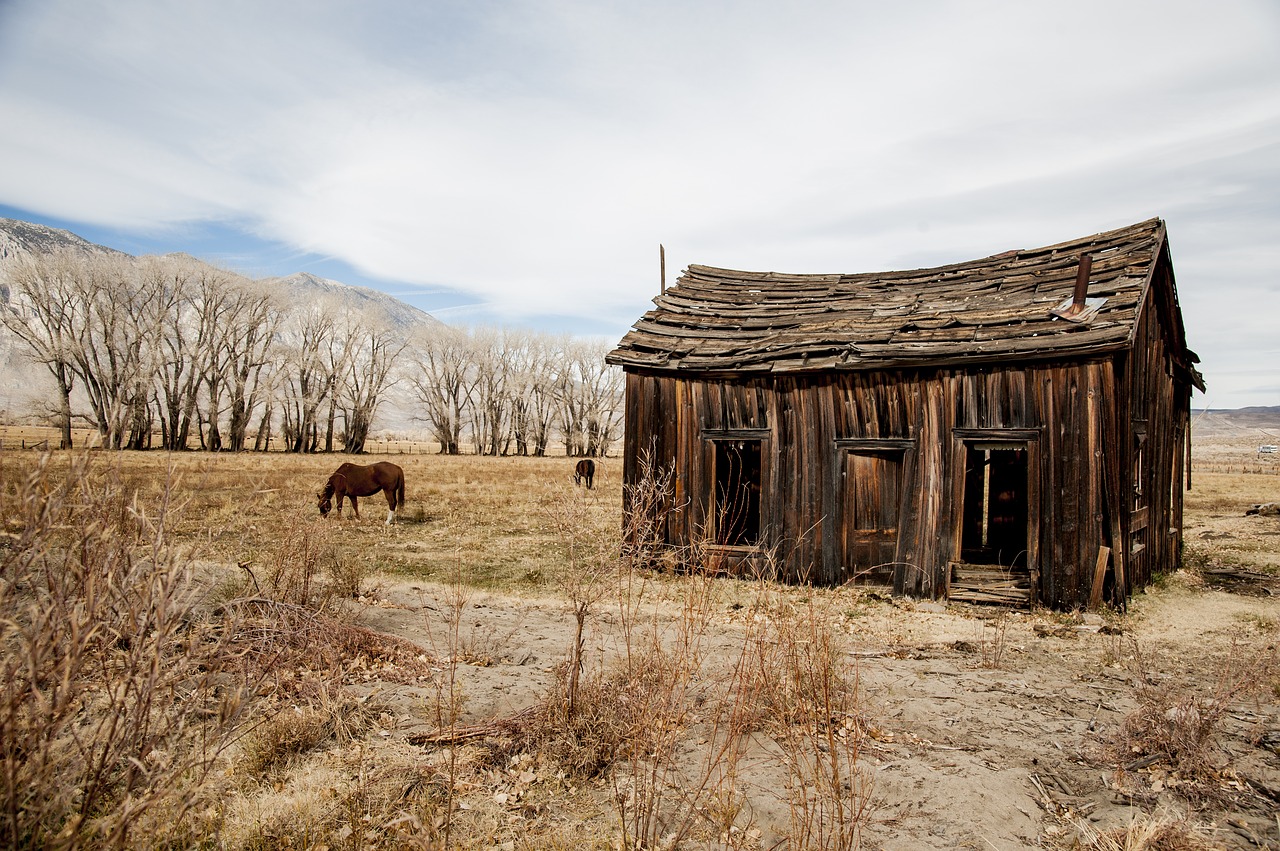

left=608, top=218, right=1182, bottom=374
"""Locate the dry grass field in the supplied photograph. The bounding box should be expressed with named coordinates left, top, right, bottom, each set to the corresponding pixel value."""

left=1, top=433, right=1278, bottom=849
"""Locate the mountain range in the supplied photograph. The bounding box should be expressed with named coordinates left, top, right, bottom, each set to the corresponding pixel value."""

left=1191, top=406, right=1280, bottom=439
left=0, top=217, right=441, bottom=422
left=0, top=217, right=441, bottom=332
left=1, top=217, right=1275, bottom=434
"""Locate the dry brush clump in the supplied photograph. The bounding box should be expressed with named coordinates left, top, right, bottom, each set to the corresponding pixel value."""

left=1105, top=640, right=1278, bottom=807
left=1068, top=808, right=1224, bottom=851
left=0, top=451, right=439, bottom=850
left=730, top=588, right=873, bottom=851
left=494, top=463, right=876, bottom=850
left=0, top=452, right=253, bottom=848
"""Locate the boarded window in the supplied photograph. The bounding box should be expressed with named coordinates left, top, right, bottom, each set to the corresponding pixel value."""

left=712, top=439, right=761, bottom=546
left=1131, top=421, right=1149, bottom=555
left=1132, top=422, right=1148, bottom=510
left=840, top=447, right=905, bottom=584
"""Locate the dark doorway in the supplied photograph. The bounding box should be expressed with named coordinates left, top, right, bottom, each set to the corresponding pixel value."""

left=713, top=439, right=761, bottom=546
left=961, top=443, right=1029, bottom=569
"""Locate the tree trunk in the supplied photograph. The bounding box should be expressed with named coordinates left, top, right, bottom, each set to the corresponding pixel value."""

left=254, top=406, right=273, bottom=452
left=56, top=371, right=74, bottom=450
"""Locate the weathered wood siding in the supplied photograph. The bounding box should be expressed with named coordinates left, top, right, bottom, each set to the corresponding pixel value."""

left=1115, top=248, right=1193, bottom=598
left=613, top=221, right=1197, bottom=611
left=622, top=358, right=1149, bottom=609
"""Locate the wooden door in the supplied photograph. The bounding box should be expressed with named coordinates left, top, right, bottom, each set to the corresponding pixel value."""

left=841, top=449, right=904, bottom=584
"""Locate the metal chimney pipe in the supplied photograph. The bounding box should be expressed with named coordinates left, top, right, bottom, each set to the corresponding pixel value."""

left=1071, top=253, right=1093, bottom=310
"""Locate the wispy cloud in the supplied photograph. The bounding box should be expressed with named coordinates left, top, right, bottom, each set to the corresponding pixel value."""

left=0, top=0, right=1277, bottom=405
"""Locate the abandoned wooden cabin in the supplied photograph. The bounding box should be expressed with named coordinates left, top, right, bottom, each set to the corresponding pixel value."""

left=606, top=218, right=1204, bottom=609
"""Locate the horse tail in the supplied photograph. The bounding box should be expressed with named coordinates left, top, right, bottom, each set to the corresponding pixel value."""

left=396, top=472, right=406, bottom=511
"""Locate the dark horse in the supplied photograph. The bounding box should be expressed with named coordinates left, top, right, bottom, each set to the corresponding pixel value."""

left=573, top=458, right=595, bottom=489
left=318, top=461, right=405, bottom=524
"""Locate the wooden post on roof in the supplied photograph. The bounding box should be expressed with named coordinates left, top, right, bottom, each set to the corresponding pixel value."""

left=660, top=244, right=666, bottom=295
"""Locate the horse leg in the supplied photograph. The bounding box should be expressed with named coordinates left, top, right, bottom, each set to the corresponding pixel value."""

left=384, top=487, right=396, bottom=525
left=350, top=495, right=360, bottom=520
left=336, top=494, right=345, bottom=518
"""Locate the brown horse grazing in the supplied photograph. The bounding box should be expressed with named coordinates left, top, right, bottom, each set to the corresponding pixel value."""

left=318, top=461, right=405, bottom=524
left=573, top=458, right=595, bottom=489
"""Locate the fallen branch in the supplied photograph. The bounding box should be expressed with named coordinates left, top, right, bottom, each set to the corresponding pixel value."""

left=408, top=705, right=540, bottom=746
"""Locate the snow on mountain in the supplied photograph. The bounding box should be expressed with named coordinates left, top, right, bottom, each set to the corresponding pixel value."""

left=0, top=217, right=442, bottom=424
left=261, top=271, right=443, bottom=333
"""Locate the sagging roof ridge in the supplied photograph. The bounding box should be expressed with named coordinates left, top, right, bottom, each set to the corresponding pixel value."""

left=607, top=218, right=1181, bottom=374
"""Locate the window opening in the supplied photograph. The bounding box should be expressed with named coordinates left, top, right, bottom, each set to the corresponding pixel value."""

left=1131, top=421, right=1149, bottom=556
left=712, top=439, right=761, bottom=546
left=1132, top=423, right=1148, bottom=510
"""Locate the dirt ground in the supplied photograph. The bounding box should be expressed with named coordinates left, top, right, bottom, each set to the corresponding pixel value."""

left=3, top=434, right=1276, bottom=847
left=314, top=501, right=1280, bottom=850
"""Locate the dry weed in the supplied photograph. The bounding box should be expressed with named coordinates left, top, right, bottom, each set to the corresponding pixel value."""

left=0, top=453, right=253, bottom=849
left=1107, top=641, right=1277, bottom=805
left=979, top=610, right=1010, bottom=669
left=1068, top=807, right=1222, bottom=850
left=739, top=594, right=872, bottom=851
left=240, top=686, right=381, bottom=777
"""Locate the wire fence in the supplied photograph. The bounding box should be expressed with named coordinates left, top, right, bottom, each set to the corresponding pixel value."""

left=0, top=427, right=609, bottom=458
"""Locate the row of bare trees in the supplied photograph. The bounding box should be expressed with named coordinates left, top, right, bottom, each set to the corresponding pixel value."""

left=1, top=249, right=622, bottom=455
left=409, top=326, right=622, bottom=456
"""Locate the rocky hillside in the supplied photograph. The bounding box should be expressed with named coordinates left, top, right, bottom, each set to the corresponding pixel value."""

left=262, top=271, right=443, bottom=333
left=0, top=217, right=441, bottom=424
left=1192, top=406, right=1280, bottom=438
left=0, top=217, right=125, bottom=262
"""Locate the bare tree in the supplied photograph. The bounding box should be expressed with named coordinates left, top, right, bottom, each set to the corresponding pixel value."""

left=581, top=341, right=625, bottom=457
left=149, top=258, right=244, bottom=451
left=59, top=254, right=166, bottom=449
left=1, top=250, right=84, bottom=448
left=222, top=283, right=281, bottom=452
left=278, top=302, right=339, bottom=453
left=556, top=341, right=590, bottom=457
left=339, top=310, right=405, bottom=454
left=407, top=325, right=474, bottom=454
left=403, top=327, right=621, bottom=457
left=319, top=309, right=363, bottom=453
left=469, top=327, right=516, bottom=456
left=557, top=339, right=623, bottom=457
left=507, top=330, right=561, bottom=456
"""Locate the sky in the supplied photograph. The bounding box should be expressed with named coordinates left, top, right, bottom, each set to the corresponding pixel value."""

left=0, top=1, right=1277, bottom=409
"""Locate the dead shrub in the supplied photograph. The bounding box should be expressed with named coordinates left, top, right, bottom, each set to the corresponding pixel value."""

left=1107, top=643, right=1277, bottom=804
left=979, top=610, right=1010, bottom=669
left=1069, top=807, right=1221, bottom=850
left=739, top=597, right=873, bottom=851
left=213, top=595, right=436, bottom=703
left=0, top=453, right=253, bottom=849
left=240, top=686, right=380, bottom=778
left=532, top=648, right=690, bottom=779
left=252, top=518, right=366, bottom=608
left=229, top=745, right=447, bottom=851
